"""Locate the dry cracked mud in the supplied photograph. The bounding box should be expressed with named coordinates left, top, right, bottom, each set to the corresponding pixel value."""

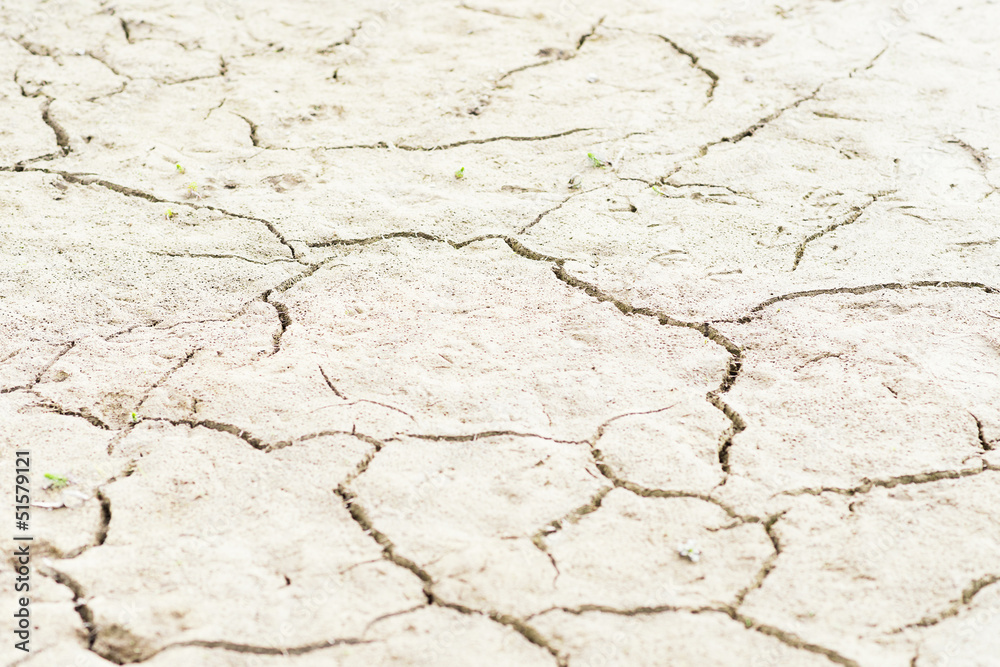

left=1, top=1, right=999, bottom=666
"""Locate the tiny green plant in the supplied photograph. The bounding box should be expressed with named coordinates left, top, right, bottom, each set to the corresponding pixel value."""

left=130, top=411, right=141, bottom=424
left=454, top=166, right=465, bottom=179
left=175, top=163, right=185, bottom=174
left=44, top=473, right=69, bottom=489
left=587, top=152, right=608, bottom=168
left=187, top=182, right=203, bottom=199
left=650, top=185, right=665, bottom=196
left=744, top=619, right=753, bottom=628
left=165, top=208, right=175, bottom=219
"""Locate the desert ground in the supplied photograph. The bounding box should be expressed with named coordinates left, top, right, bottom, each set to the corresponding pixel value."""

left=2, top=1, right=999, bottom=665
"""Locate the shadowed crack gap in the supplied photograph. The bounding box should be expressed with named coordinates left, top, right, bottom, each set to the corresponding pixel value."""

left=40, top=97, right=71, bottom=155
left=156, top=637, right=373, bottom=657
left=733, top=616, right=860, bottom=667
left=13, top=167, right=300, bottom=259
left=150, top=417, right=290, bottom=451
left=892, top=573, right=1000, bottom=632
left=317, top=127, right=594, bottom=152
left=577, top=16, right=605, bottom=50
left=779, top=462, right=993, bottom=497
left=654, top=34, right=718, bottom=100
left=970, top=413, right=995, bottom=451
left=792, top=192, right=892, bottom=270
left=684, top=44, right=892, bottom=167
left=39, top=567, right=97, bottom=648
left=740, top=281, right=1000, bottom=322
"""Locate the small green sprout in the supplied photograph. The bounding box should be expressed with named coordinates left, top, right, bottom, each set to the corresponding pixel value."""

left=129, top=411, right=141, bottom=424
left=651, top=185, right=665, bottom=196
left=44, top=473, right=69, bottom=489
left=165, top=208, right=175, bottom=219
left=587, top=152, right=608, bottom=168
left=568, top=174, right=582, bottom=189
left=744, top=619, right=753, bottom=628
left=187, top=182, right=203, bottom=199
left=175, top=163, right=185, bottom=174
left=454, top=166, right=465, bottom=179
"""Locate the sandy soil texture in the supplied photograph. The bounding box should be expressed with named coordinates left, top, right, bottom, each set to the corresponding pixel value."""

left=2, top=1, right=999, bottom=665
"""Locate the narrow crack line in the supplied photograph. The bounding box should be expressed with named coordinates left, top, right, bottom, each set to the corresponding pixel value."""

left=431, top=599, right=566, bottom=667
left=861, top=44, right=889, bottom=72
left=405, top=431, right=582, bottom=444
left=260, top=257, right=341, bottom=354
left=104, top=320, right=163, bottom=342
left=518, top=188, right=594, bottom=235
left=148, top=251, right=298, bottom=266
left=1, top=152, right=65, bottom=170
left=335, top=486, right=434, bottom=587
left=27, top=341, right=75, bottom=389
left=946, top=137, right=989, bottom=170
left=891, top=574, right=1000, bottom=632
left=318, top=128, right=594, bottom=152
left=131, top=347, right=199, bottom=418
left=728, top=513, right=784, bottom=612
left=778, top=462, right=992, bottom=498
left=233, top=112, right=260, bottom=147
left=14, top=167, right=299, bottom=259
left=970, top=412, right=995, bottom=451
left=148, top=417, right=289, bottom=451
left=318, top=365, right=347, bottom=399
left=398, top=128, right=595, bottom=151
left=84, top=50, right=126, bottom=78
left=85, top=81, right=127, bottom=103
left=496, top=57, right=568, bottom=86
left=154, top=636, right=373, bottom=657
left=694, top=84, right=822, bottom=158
left=457, top=2, right=525, bottom=20
left=654, top=33, right=718, bottom=99
left=315, top=21, right=365, bottom=58
left=533, top=602, right=710, bottom=619
left=687, top=44, right=889, bottom=166
left=294, top=429, right=381, bottom=448
left=37, top=565, right=97, bottom=648
left=40, top=96, right=71, bottom=155
left=577, top=16, right=606, bottom=50
left=792, top=192, right=892, bottom=270
left=532, top=486, right=612, bottom=552
left=591, top=405, right=681, bottom=441
left=361, top=604, right=431, bottom=637
left=27, top=393, right=112, bottom=430
left=742, top=281, right=1000, bottom=320
left=94, top=489, right=111, bottom=546
left=119, top=18, right=133, bottom=44
left=308, top=230, right=460, bottom=249
left=310, top=399, right=417, bottom=421
left=734, top=615, right=860, bottom=667
left=12, top=37, right=54, bottom=57
left=0, top=348, right=21, bottom=365
left=707, top=392, right=745, bottom=475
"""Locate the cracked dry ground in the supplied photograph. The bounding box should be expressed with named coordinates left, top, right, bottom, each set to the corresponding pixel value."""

left=1, top=1, right=999, bottom=666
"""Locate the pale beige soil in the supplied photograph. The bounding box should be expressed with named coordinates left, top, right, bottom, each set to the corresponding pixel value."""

left=1, top=1, right=999, bottom=666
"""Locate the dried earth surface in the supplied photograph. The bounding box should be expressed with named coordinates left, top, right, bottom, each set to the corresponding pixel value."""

left=2, top=1, right=999, bottom=666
